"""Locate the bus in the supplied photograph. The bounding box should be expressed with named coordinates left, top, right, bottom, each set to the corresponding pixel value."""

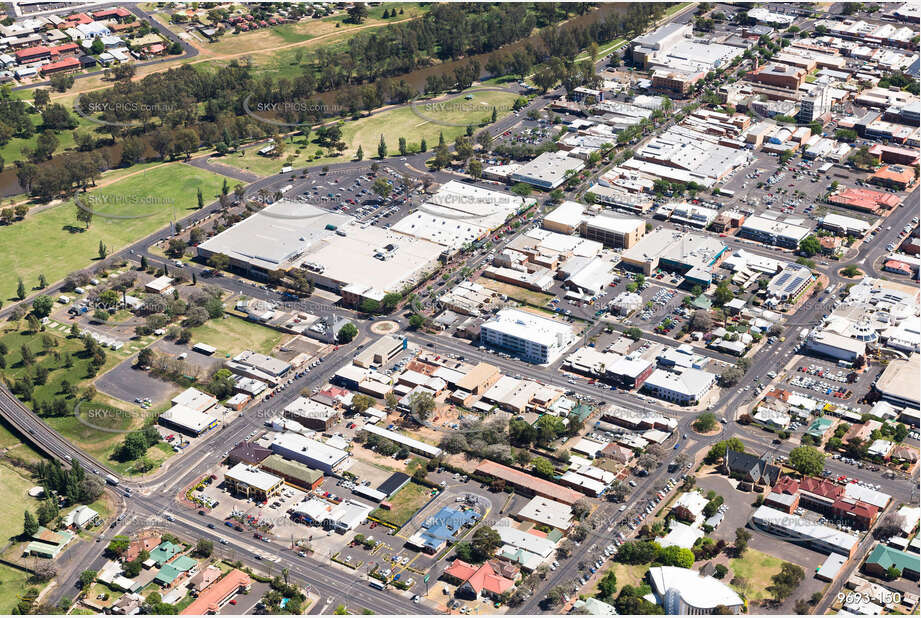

left=719, top=189, right=735, bottom=197
left=369, top=580, right=386, bottom=590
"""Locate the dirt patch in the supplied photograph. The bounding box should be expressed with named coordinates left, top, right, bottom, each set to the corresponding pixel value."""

left=369, top=320, right=399, bottom=335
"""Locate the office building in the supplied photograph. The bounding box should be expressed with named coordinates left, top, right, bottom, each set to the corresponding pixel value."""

left=581, top=213, right=646, bottom=249
left=746, top=64, right=807, bottom=90
left=642, top=368, right=716, bottom=406
left=224, top=463, right=284, bottom=500
left=798, top=85, right=833, bottom=123
left=270, top=432, right=348, bottom=473
left=481, top=309, right=575, bottom=364
left=819, top=213, right=871, bottom=237
left=739, top=215, right=811, bottom=248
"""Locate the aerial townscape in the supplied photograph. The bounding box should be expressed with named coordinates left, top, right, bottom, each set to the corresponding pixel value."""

left=0, top=0, right=918, bottom=616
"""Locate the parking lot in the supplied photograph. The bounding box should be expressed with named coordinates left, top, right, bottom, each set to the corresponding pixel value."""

left=784, top=356, right=883, bottom=408
left=621, top=281, right=692, bottom=334
left=288, top=166, right=419, bottom=229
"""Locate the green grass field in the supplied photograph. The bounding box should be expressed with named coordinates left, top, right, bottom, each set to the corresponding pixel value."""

left=0, top=323, right=169, bottom=476
left=0, top=163, right=233, bottom=299
left=590, top=563, right=649, bottom=598
left=0, top=460, right=41, bottom=544
left=0, top=418, right=46, bottom=466
left=370, top=481, right=432, bottom=527
left=0, top=109, right=100, bottom=164
left=188, top=314, right=283, bottom=357
left=729, top=549, right=787, bottom=602
left=0, top=563, right=35, bottom=614
left=0, top=325, right=120, bottom=405
left=220, top=88, right=523, bottom=176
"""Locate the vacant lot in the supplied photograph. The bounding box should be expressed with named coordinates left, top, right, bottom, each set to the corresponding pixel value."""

left=729, top=548, right=787, bottom=602
left=478, top=277, right=554, bottom=308
left=188, top=315, right=283, bottom=357
left=370, top=481, right=432, bottom=528
left=0, top=163, right=232, bottom=299
left=589, top=562, right=649, bottom=598
left=0, top=419, right=46, bottom=467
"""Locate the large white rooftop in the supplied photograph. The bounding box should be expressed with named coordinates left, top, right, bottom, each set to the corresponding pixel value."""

left=648, top=566, right=744, bottom=612
left=482, top=309, right=575, bottom=348
left=197, top=200, right=350, bottom=271
left=225, top=463, right=282, bottom=492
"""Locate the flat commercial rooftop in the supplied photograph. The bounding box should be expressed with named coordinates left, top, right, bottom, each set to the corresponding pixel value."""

left=875, top=354, right=920, bottom=408
left=393, top=181, right=531, bottom=251
left=621, top=228, right=726, bottom=270
left=197, top=200, right=350, bottom=271
left=296, top=224, right=445, bottom=293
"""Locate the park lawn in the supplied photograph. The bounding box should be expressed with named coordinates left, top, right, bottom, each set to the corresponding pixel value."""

left=0, top=109, right=99, bottom=164
left=369, top=481, right=432, bottom=527
left=589, top=563, right=649, bottom=598
left=219, top=88, right=523, bottom=176
left=0, top=459, right=41, bottom=543
left=42, top=411, right=163, bottom=478
left=187, top=314, right=283, bottom=357
left=729, top=548, right=787, bottom=602
left=477, top=277, right=554, bottom=308
left=0, top=324, right=121, bottom=404
left=0, top=162, right=232, bottom=300
left=204, top=5, right=426, bottom=66
left=0, top=563, right=36, bottom=614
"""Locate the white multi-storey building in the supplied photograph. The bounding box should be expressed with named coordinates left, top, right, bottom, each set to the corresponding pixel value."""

left=481, top=309, right=575, bottom=364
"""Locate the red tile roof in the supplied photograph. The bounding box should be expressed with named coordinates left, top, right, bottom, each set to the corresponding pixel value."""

left=444, top=560, right=515, bottom=596
left=180, top=569, right=252, bottom=615
left=798, top=476, right=843, bottom=500
left=828, top=187, right=902, bottom=212
left=872, top=165, right=914, bottom=186
left=40, top=57, right=80, bottom=74
left=52, top=43, right=79, bottom=54
left=93, top=7, right=130, bottom=19
left=834, top=497, right=878, bottom=521
left=15, top=46, right=51, bottom=59
left=444, top=559, right=477, bottom=582
left=772, top=475, right=800, bottom=495
left=66, top=12, right=93, bottom=24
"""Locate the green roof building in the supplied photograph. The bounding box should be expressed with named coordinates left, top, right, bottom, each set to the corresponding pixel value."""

left=864, top=543, right=920, bottom=581
left=260, top=454, right=324, bottom=491
left=154, top=555, right=198, bottom=586
left=806, top=417, right=834, bottom=440
left=149, top=541, right=182, bottom=566
left=691, top=294, right=712, bottom=310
